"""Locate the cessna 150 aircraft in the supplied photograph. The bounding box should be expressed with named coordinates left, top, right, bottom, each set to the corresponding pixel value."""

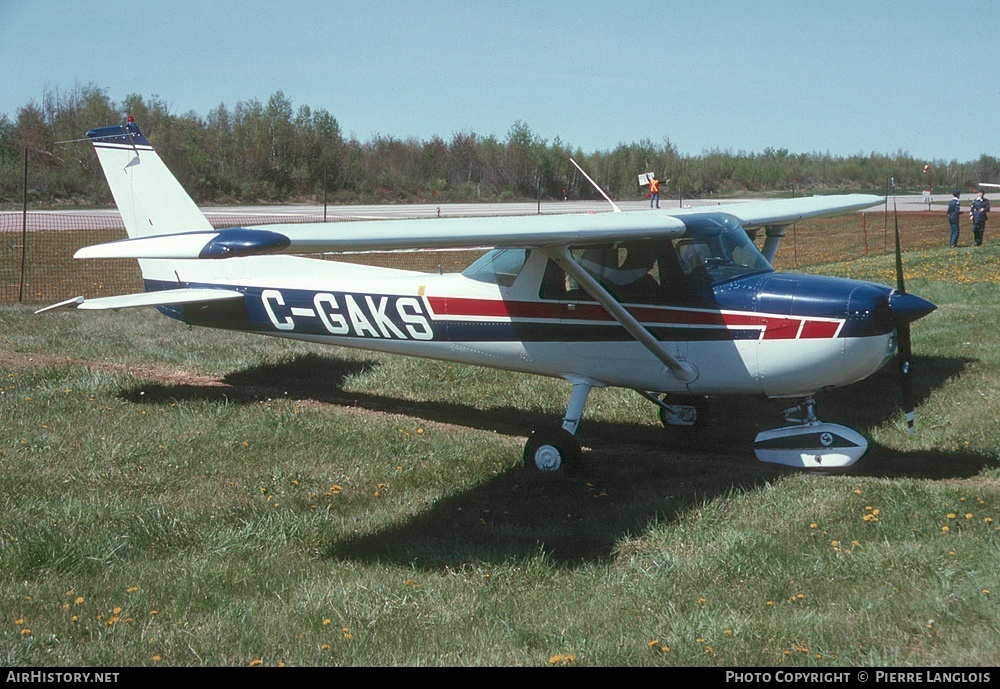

left=40, top=121, right=936, bottom=473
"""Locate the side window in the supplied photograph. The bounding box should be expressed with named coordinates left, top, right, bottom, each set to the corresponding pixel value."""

left=673, top=239, right=713, bottom=288
left=540, top=242, right=679, bottom=303
left=462, top=249, right=530, bottom=286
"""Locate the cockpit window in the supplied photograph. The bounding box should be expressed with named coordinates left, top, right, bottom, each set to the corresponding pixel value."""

left=539, top=213, right=772, bottom=302
left=462, top=248, right=530, bottom=286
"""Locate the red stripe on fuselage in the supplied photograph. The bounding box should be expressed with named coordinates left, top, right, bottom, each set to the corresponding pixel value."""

left=425, top=296, right=841, bottom=340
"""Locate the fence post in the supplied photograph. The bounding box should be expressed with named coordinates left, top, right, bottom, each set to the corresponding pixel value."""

left=862, top=212, right=868, bottom=256
left=19, top=149, right=27, bottom=303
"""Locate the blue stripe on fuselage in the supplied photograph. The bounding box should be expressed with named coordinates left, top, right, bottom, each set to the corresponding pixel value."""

left=144, top=272, right=895, bottom=343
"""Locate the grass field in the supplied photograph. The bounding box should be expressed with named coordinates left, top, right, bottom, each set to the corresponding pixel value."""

left=0, top=211, right=997, bottom=667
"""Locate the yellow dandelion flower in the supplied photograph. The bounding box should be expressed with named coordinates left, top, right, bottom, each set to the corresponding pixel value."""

left=127, top=586, right=138, bottom=593
left=724, top=629, right=733, bottom=636
left=941, top=525, right=950, bottom=532
left=321, top=644, right=330, bottom=650
left=249, top=658, right=262, bottom=666
left=947, top=513, right=956, bottom=519
left=75, top=597, right=84, bottom=605
left=71, top=615, right=78, bottom=622
left=342, top=627, right=352, bottom=640
left=150, top=610, right=157, bottom=616
left=985, top=517, right=993, bottom=524
left=648, top=639, right=659, bottom=648
left=965, top=513, right=974, bottom=519
left=152, top=655, right=162, bottom=662
left=766, top=600, right=774, bottom=606
left=20, top=629, right=31, bottom=636
left=113, top=607, right=122, bottom=615
left=809, top=523, right=818, bottom=529
left=984, top=589, right=991, bottom=596
left=323, top=618, right=331, bottom=626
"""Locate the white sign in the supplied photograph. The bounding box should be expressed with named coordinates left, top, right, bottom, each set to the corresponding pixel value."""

left=638, top=172, right=655, bottom=187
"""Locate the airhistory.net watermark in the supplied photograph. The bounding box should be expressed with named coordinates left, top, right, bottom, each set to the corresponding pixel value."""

left=6, top=672, right=119, bottom=683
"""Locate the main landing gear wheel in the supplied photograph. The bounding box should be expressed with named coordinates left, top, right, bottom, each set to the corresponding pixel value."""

left=654, top=395, right=707, bottom=428
left=523, top=429, right=580, bottom=473
left=658, top=403, right=698, bottom=427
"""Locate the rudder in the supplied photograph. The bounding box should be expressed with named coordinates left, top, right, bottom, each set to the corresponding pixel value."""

left=87, top=120, right=212, bottom=238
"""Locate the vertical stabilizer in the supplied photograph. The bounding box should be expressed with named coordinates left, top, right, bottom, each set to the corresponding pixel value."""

left=87, top=121, right=212, bottom=238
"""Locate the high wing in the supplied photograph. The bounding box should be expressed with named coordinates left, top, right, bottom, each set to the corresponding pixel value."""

left=73, top=195, right=883, bottom=261
left=75, top=211, right=687, bottom=260
left=691, top=194, right=884, bottom=229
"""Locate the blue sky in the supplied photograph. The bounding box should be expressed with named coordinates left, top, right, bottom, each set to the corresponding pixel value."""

left=2, top=0, right=996, bottom=162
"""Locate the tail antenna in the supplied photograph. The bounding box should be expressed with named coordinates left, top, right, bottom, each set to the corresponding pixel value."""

left=570, top=158, right=621, bottom=213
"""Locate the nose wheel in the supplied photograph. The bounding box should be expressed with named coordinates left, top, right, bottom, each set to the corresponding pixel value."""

left=523, top=380, right=591, bottom=473
left=523, top=428, right=581, bottom=472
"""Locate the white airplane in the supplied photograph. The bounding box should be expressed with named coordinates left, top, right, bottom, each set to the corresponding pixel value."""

left=40, top=120, right=936, bottom=473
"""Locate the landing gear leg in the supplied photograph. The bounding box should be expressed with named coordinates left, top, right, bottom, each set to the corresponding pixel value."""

left=523, top=381, right=591, bottom=473
left=754, top=396, right=869, bottom=470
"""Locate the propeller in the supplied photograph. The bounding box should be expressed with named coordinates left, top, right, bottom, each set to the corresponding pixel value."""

left=890, top=177, right=916, bottom=434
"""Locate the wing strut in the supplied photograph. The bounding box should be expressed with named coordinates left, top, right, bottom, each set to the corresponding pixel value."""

left=544, top=246, right=698, bottom=383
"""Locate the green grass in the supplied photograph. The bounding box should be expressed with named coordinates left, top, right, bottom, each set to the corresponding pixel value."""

left=1, top=242, right=998, bottom=667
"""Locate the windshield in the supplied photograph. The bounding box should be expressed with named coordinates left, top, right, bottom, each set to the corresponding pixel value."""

left=672, top=213, right=772, bottom=287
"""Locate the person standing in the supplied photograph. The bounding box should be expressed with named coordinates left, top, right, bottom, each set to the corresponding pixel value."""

left=648, top=175, right=661, bottom=208
left=947, top=190, right=961, bottom=247
left=971, top=189, right=990, bottom=246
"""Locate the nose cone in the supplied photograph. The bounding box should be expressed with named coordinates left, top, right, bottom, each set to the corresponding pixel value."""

left=889, top=291, right=936, bottom=325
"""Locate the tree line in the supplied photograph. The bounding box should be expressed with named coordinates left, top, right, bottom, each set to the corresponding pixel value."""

left=2, top=85, right=998, bottom=208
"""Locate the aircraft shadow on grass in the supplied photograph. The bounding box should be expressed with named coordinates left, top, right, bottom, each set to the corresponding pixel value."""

left=119, top=351, right=994, bottom=568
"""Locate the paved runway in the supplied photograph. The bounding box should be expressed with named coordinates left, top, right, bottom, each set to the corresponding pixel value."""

left=0, top=193, right=954, bottom=228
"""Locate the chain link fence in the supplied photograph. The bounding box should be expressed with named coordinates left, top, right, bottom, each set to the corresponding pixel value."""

left=0, top=210, right=484, bottom=305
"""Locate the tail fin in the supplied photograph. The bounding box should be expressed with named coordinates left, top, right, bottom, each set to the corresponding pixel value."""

left=87, top=120, right=212, bottom=238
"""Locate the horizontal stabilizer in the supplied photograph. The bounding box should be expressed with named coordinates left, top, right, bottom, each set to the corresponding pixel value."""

left=35, top=288, right=245, bottom=313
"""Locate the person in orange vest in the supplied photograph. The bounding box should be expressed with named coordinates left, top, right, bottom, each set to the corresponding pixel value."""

left=648, top=175, right=661, bottom=208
